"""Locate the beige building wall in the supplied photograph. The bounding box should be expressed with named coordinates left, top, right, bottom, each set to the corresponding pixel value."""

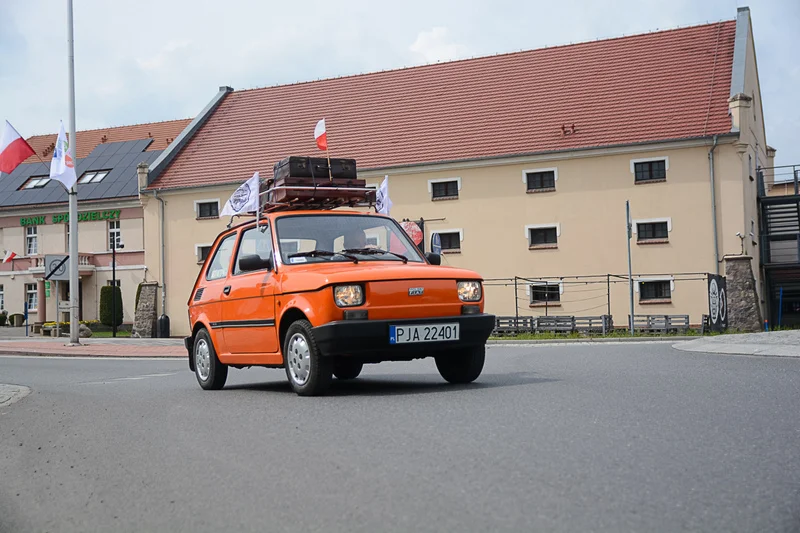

left=143, top=136, right=762, bottom=337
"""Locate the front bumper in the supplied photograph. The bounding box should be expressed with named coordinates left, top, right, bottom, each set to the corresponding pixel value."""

left=311, top=313, right=495, bottom=359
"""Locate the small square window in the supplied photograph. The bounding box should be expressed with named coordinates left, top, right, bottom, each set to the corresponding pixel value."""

left=637, top=222, right=669, bottom=242
left=634, top=160, right=666, bottom=183
left=529, top=227, right=558, bottom=247
left=197, top=246, right=212, bottom=263
left=197, top=201, right=219, bottom=219
left=431, top=180, right=459, bottom=199
left=438, top=232, right=461, bottom=252
left=107, top=280, right=120, bottom=288
left=19, top=176, right=51, bottom=190
left=526, top=171, right=556, bottom=192
left=640, top=281, right=671, bottom=302
left=530, top=284, right=560, bottom=304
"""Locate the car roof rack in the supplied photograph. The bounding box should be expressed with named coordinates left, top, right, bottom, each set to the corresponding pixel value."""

left=258, top=182, right=377, bottom=213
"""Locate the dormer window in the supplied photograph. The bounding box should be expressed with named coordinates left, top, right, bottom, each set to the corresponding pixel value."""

left=19, top=176, right=50, bottom=190
left=78, top=170, right=110, bottom=184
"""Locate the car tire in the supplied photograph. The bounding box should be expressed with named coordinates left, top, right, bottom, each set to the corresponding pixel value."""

left=284, top=320, right=332, bottom=396
left=194, top=328, right=228, bottom=390
left=435, top=345, right=485, bottom=384
left=333, top=359, right=363, bottom=380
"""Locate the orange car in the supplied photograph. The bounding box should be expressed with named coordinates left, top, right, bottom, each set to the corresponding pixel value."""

left=184, top=209, right=495, bottom=396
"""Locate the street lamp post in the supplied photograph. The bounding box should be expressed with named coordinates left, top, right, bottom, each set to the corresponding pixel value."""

left=112, top=240, right=124, bottom=337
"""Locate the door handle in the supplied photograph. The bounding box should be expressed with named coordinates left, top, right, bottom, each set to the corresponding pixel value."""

left=223, top=286, right=231, bottom=295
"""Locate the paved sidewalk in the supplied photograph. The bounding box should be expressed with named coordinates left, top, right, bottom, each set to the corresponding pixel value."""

left=0, top=337, right=185, bottom=358
left=673, top=330, right=800, bottom=357
left=0, top=383, right=31, bottom=407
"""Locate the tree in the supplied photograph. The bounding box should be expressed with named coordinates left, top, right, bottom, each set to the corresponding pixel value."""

left=99, top=285, right=123, bottom=327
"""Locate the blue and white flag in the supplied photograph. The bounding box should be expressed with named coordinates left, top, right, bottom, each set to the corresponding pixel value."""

left=49, top=121, right=77, bottom=190
left=376, top=175, right=392, bottom=215
left=221, top=172, right=260, bottom=217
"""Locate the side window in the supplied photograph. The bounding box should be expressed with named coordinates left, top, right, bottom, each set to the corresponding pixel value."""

left=205, top=233, right=237, bottom=281
left=234, top=225, right=274, bottom=275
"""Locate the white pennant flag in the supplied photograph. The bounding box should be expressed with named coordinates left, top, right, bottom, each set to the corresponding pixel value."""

left=49, top=121, right=77, bottom=190
left=376, top=175, right=392, bottom=215
left=221, top=172, right=261, bottom=217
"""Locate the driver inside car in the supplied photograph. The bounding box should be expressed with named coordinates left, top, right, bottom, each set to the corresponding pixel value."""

left=343, top=228, right=369, bottom=250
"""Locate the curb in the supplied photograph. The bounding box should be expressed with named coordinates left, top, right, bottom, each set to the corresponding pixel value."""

left=0, top=348, right=183, bottom=358
left=672, top=340, right=800, bottom=358
left=488, top=336, right=696, bottom=345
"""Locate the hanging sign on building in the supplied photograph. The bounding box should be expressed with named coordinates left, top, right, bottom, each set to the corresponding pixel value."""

left=707, top=274, right=728, bottom=332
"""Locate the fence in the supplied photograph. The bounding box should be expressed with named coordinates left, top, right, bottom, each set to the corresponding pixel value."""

left=485, top=272, right=711, bottom=335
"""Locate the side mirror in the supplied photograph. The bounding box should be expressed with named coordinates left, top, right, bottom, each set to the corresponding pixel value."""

left=425, top=252, right=441, bottom=265
left=239, top=254, right=273, bottom=272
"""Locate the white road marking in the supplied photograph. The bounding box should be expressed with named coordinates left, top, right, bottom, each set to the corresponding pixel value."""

left=80, top=372, right=178, bottom=385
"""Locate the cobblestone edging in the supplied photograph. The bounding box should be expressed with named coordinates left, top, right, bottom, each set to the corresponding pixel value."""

left=0, top=384, right=31, bottom=407
left=488, top=336, right=696, bottom=345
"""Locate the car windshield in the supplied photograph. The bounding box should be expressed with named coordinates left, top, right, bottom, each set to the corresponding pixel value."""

left=275, top=214, right=425, bottom=264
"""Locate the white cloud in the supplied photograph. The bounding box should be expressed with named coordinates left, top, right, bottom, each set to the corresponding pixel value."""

left=409, top=27, right=470, bottom=64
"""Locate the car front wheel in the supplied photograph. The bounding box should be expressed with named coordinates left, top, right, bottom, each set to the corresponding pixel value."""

left=284, top=320, right=332, bottom=396
left=435, top=345, right=485, bottom=384
left=194, top=328, right=228, bottom=390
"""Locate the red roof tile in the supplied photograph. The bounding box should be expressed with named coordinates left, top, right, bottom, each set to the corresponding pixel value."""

left=150, top=21, right=736, bottom=190
left=24, top=118, right=192, bottom=164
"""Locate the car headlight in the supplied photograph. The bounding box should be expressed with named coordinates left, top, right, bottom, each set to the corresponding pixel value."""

left=458, top=281, right=482, bottom=302
left=334, top=285, right=364, bottom=307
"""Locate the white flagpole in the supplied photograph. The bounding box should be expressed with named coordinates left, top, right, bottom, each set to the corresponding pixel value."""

left=67, top=0, right=80, bottom=344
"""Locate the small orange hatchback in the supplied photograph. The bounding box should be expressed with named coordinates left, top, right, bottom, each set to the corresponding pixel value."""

left=185, top=209, right=495, bottom=396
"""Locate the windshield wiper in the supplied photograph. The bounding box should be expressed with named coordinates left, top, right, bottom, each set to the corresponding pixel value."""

left=288, top=249, right=358, bottom=263
left=341, top=248, right=408, bottom=263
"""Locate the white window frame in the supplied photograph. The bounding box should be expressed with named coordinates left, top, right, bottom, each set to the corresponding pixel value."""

left=26, top=226, right=38, bottom=255
left=632, top=217, right=672, bottom=234
left=107, top=280, right=121, bottom=287
left=521, top=167, right=558, bottom=186
left=525, top=223, right=560, bottom=247
left=634, top=276, right=675, bottom=293
left=526, top=280, right=564, bottom=304
left=108, top=220, right=122, bottom=250
left=427, top=177, right=462, bottom=198
left=629, top=156, right=670, bottom=174
left=194, top=199, right=221, bottom=219
left=25, top=283, right=38, bottom=311
left=195, top=243, right=214, bottom=264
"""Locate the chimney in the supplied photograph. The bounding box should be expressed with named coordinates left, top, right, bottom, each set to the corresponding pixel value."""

left=137, top=162, right=150, bottom=194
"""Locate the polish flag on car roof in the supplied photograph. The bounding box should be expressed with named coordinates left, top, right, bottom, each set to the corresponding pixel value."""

left=2, top=250, right=17, bottom=263
left=314, top=118, right=327, bottom=151
left=0, top=120, right=35, bottom=174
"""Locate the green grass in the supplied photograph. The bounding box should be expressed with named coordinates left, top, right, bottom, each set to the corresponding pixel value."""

left=90, top=330, right=132, bottom=338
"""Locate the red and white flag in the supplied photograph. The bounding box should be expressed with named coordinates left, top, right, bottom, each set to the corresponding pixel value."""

left=0, top=120, right=35, bottom=174
left=314, top=118, right=327, bottom=151
left=2, top=250, right=17, bottom=263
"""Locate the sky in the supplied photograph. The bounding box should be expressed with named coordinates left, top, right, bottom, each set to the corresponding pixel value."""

left=1, top=0, right=798, bottom=178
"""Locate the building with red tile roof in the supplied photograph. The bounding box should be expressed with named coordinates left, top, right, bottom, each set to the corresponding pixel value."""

left=135, top=7, right=781, bottom=337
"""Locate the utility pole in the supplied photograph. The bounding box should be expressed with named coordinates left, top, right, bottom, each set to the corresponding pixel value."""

left=626, top=201, right=634, bottom=335
left=67, top=0, right=80, bottom=344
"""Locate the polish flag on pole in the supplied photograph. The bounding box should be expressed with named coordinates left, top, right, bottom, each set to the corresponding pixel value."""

left=0, top=121, right=35, bottom=174
left=2, top=250, right=17, bottom=263
left=314, top=118, right=327, bottom=151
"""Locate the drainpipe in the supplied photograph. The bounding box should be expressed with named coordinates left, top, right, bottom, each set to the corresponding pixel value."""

left=709, top=135, right=720, bottom=274
left=153, top=190, right=168, bottom=336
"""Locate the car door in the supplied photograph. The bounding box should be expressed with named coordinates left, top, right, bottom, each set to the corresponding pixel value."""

left=221, top=223, right=279, bottom=360
left=200, top=231, right=239, bottom=356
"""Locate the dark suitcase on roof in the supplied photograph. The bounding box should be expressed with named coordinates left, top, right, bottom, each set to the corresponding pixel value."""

left=273, top=156, right=357, bottom=181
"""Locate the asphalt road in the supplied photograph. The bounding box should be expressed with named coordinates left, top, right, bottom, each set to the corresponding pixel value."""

left=1, top=344, right=799, bottom=533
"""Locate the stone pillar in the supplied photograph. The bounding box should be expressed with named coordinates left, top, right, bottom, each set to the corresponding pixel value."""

left=723, top=255, right=763, bottom=332
left=36, top=279, right=46, bottom=325
left=132, top=281, right=158, bottom=338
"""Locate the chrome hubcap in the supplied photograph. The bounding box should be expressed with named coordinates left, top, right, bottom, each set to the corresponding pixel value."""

left=287, top=333, right=311, bottom=385
left=196, top=339, right=211, bottom=381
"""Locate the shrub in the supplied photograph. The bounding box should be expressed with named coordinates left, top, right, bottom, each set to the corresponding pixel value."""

left=0, top=313, right=6, bottom=326
left=99, top=285, right=123, bottom=327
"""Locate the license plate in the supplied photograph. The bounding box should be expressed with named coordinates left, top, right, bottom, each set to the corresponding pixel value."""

left=389, top=323, right=459, bottom=344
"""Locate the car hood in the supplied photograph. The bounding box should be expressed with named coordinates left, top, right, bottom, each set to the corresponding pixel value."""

left=277, top=261, right=483, bottom=292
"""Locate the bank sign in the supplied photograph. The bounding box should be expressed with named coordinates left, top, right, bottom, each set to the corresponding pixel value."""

left=19, top=210, right=121, bottom=226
